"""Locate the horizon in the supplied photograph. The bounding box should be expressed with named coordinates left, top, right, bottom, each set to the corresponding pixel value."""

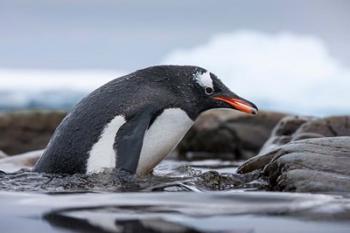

left=1, top=0, right=349, bottom=115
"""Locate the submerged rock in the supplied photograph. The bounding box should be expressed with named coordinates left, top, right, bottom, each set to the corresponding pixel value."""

left=238, top=115, right=350, bottom=193
left=0, top=111, right=65, bottom=155
left=177, top=110, right=286, bottom=161
left=197, top=171, right=243, bottom=190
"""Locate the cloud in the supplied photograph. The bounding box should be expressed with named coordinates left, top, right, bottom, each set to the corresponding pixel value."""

left=162, top=31, right=350, bottom=115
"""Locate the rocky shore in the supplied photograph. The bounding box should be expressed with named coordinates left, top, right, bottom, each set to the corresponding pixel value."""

left=238, top=115, right=350, bottom=193
left=178, top=110, right=286, bottom=161
left=0, top=110, right=350, bottom=193
left=1, top=110, right=350, bottom=233
left=182, top=112, right=350, bottom=193
left=0, top=111, right=65, bottom=155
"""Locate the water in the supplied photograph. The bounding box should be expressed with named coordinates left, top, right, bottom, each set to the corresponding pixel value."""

left=0, top=159, right=349, bottom=233
left=1, top=190, right=350, bottom=233
left=0, top=160, right=260, bottom=193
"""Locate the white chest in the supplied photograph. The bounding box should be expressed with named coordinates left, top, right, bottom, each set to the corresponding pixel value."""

left=86, top=108, right=193, bottom=175
left=136, top=108, right=193, bottom=175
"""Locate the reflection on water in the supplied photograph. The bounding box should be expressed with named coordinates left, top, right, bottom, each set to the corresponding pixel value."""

left=1, top=159, right=350, bottom=233
left=1, top=190, right=350, bottom=233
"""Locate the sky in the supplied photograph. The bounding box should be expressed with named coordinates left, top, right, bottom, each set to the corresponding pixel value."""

left=0, top=0, right=349, bottom=115
left=1, top=0, right=350, bottom=70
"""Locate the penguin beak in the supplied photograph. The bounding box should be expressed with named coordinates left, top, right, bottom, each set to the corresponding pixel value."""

left=213, top=96, right=258, bottom=115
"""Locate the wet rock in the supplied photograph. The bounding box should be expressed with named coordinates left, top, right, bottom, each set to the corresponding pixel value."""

left=238, top=115, right=314, bottom=173
left=258, top=115, right=315, bottom=154
left=177, top=110, right=287, bottom=161
left=273, top=169, right=350, bottom=193
left=238, top=115, right=350, bottom=192
left=295, top=116, right=350, bottom=138
left=197, top=171, right=243, bottom=190
left=263, top=137, right=350, bottom=192
left=193, top=169, right=267, bottom=191
left=0, top=111, right=66, bottom=155
left=239, top=115, right=350, bottom=174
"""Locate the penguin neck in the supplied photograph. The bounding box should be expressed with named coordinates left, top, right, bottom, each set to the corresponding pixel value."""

left=171, top=102, right=201, bottom=121
left=182, top=106, right=208, bottom=121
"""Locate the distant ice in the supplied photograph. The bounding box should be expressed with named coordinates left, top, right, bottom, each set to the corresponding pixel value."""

left=0, top=70, right=123, bottom=91
left=1, top=31, right=350, bottom=115
left=0, top=70, right=124, bottom=110
left=162, top=31, right=350, bottom=115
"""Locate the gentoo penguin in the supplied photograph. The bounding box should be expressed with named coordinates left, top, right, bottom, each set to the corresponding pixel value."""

left=34, top=65, right=258, bottom=176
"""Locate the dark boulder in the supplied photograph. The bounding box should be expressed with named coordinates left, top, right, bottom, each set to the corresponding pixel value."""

left=238, top=115, right=350, bottom=193
left=239, top=115, right=350, bottom=173
left=177, top=110, right=287, bottom=161
left=263, top=137, right=350, bottom=192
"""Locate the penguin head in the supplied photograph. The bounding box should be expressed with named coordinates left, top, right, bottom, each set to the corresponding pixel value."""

left=135, top=65, right=258, bottom=119
left=187, top=67, right=258, bottom=116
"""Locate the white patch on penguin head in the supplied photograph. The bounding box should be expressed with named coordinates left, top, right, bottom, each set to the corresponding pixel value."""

left=194, top=71, right=214, bottom=89
left=193, top=70, right=215, bottom=95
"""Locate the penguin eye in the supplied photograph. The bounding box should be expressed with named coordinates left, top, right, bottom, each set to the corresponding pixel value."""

left=204, top=87, right=214, bottom=95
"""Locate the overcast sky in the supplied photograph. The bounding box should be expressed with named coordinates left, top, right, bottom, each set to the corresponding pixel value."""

left=1, top=0, right=350, bottom=70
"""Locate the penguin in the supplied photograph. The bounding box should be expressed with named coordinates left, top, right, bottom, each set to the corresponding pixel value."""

left=33, top=65, right=258, bottom=176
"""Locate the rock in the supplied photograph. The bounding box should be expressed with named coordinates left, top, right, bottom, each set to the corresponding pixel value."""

left=0, top=111, right=66, bottom=155
left=196, top=171, right=243, bottom=190
left=294, top=116, right=350, bottom=138
left=238, top=115, right=350, bottom=193
left=238, top=115, right=314, bottom=173
left=263, top=137, right=350, bottom=192
left=259, top=115, right=315, bottom=154
left=238, top=115, right=350, bottom=174
left=177, top=110, right=287, bottom=161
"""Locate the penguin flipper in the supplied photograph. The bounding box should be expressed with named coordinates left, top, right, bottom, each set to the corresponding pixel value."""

left=114, top=110, right=153, bottom=174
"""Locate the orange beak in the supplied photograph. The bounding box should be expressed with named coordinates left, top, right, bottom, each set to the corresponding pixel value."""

left=213, top=96, right=258, bottom=115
